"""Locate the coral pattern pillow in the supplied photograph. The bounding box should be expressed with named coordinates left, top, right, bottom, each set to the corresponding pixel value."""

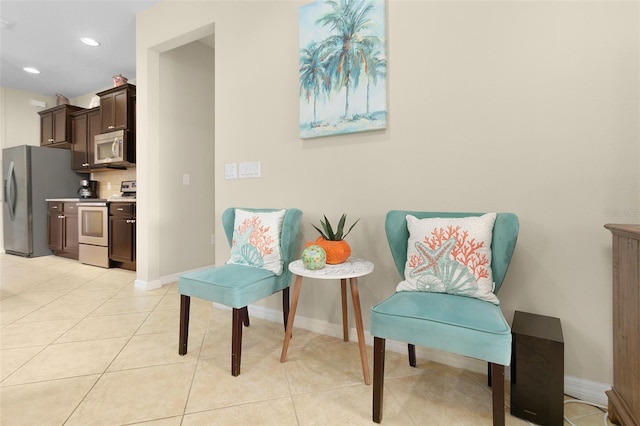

left=396, top=213, right=499, bottom=304
left=227, top=209, right=286, bottom=275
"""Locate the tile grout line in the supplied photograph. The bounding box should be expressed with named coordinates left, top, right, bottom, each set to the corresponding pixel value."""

left=60, top=272, right=163, bottom=425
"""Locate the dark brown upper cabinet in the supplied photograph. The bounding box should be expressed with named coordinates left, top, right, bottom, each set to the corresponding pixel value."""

left=71, top=107, right=101, bottom=171
left=38, top=104, right=85, bottom=148
left=97, top=83, right=136, bottom=133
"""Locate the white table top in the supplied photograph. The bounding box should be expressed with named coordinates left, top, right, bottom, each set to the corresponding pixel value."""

left=289, top=258, right=374, bottom=279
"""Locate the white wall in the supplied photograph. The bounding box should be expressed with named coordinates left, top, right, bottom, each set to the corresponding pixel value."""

left=136, top=0, right=639, bottom=388
left=158, top=41, right=215, bottom=276
left=0, top=87, right=56, bottom=250
left=0, top=87, right=54, bottom=149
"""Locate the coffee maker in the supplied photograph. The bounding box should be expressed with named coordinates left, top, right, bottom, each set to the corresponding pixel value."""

left=78, top=179, right=98, bottom=199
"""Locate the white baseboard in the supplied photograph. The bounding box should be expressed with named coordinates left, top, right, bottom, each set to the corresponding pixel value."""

left=564, top=375, right=610, bottom=407
left=135, top=264, right=217, bottom=290
left=246, top=304, right=490, bottom=374
left=159, top=272, right=182, bottom=286
left=245, top=304, right=611, bottom=407
left=134, top=278, right=162, bottom=290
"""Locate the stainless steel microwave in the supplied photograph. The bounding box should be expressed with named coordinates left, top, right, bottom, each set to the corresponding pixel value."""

left=94, top=130, right=133, bottom=165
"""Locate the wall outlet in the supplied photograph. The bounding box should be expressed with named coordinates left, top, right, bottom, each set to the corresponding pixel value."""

left=182, top=174, right=190, bottom=185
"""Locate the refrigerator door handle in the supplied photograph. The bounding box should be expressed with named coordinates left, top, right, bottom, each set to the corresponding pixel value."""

left=4, top=160, right=16, bottom=221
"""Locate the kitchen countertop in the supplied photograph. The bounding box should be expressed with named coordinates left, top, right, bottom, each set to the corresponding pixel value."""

left=76, top=199, right=109, bottom=204
left=108, top=198, right=136, bottom=202
left=46, top=198, right=136, bottom=202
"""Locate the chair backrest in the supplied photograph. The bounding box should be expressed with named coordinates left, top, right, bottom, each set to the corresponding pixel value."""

left=222, top=207, right=303, bottom=277
left=385, top=211, right=519, bottom=293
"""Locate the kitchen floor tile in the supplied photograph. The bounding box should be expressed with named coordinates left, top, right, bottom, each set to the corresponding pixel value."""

left=282, top=338, right=372, bottom=394
left=182, top=397, right=298, bottom=426
left=0, top=375, right=100, bottom=426
left=89, top=295, right=163, bottom=316
left=0, top=318, right=79, bottom=348
left=2, top=337, right=128, bottom=385
left=0, top=254, right=610, bottom=425
left=55, top=312, right=149, bottom=343
left=185, top=351, right=290, bottom=413
left=65, top=363, right=196, bottom=426
left=0, top=346, right=43, bottom=382
left=107, top=330, right=204, bottom=371
left=13, top=296, right=105, bottom=323
left=292, top=382, right=413, bottom=426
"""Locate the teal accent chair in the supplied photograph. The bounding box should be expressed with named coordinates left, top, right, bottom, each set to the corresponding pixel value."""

left=371, top=211, right=519, bottom=425
left=178, top=207, right=303, bottom=376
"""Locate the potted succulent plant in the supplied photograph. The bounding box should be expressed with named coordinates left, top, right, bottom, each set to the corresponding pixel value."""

left=310, top=214, right=360, bottom=264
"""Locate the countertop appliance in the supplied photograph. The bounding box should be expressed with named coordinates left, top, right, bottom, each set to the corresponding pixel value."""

left=78, top=179, right=98, bottom=199
left=3, top=145, right=87, bottom=257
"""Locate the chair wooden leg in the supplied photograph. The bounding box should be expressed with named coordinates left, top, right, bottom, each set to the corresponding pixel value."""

left=282, top=287, right=290, bottom=332
left=179, top=295, right=190, bottom=355
left=490, top=363, right=505, bottom=426
left=408, top=343, right=416, bottom=367
left=373, top=337, right=386, bottom=423
left=231, top=308, right=244, bottom=376
left=242, top=306, right=250, bottom=327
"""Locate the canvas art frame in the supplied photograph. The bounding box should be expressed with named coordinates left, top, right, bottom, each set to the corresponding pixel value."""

left=299, top=0, right=387, bottom=139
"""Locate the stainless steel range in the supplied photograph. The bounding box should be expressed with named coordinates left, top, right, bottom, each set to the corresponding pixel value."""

left=77, top=180, right=136, bottom=268
left=77, top=200, right=109, bottom=268
left=107, top=180, right=136, bottom=202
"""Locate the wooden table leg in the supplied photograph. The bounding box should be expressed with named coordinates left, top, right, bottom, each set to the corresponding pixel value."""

left=280, top=274, right=303, bottom=362
left=349, top=277, right=371, bottom=385
left=341, top=278, right=349, bottom=342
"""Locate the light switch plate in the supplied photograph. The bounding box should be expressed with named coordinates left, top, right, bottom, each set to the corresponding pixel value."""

left=225, top=163, right=238, bottom=179
left=239, top=161, right=261, bottom=178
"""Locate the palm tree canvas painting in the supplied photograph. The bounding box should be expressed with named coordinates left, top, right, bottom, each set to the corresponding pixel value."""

left=299, top=0, right=387, bottom=139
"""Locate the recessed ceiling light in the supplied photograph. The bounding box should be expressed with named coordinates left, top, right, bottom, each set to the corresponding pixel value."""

left=23, top=67, right=40, bottom=74
left=80, top=37, right=100, bottom=47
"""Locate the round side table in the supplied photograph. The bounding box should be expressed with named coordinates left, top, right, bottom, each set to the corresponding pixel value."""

left=280, top=258, right=374, bottom=385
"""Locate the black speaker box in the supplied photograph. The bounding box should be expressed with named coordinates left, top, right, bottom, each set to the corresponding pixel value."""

left=510, top=310, right=564, bottom=426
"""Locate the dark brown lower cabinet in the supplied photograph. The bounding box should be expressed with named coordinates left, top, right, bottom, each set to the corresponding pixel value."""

left=47, top=202, right=79, bottom=259
left=109, top=202, right=136, bottom=270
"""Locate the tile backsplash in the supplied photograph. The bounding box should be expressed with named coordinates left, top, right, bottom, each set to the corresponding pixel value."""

left=91, top=168, right=136, bottom=199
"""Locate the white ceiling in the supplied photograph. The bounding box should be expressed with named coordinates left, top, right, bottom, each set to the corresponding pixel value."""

left=0, top=0, right=161, bottom=99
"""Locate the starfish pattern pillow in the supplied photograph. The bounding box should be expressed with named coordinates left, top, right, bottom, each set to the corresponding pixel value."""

left=396, top=213, right=499, bottom=304
left=227, top=209, right=286, bottom=275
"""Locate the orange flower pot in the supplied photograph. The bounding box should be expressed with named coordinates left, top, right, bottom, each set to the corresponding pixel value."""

left=308, top=237, right=351, bottom=264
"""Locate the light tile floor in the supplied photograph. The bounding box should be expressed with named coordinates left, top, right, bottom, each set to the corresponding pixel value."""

left=1, top=254, right=612, bottom=425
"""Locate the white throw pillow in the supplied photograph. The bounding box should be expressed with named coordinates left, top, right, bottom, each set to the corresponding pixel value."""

left=227, top=209, right=286, bottom=275
left=396, top=213, right=499, bottom=304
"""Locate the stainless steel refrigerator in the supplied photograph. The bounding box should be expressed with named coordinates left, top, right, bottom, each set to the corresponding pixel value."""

left=3, top=145, right=86, bottom=257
